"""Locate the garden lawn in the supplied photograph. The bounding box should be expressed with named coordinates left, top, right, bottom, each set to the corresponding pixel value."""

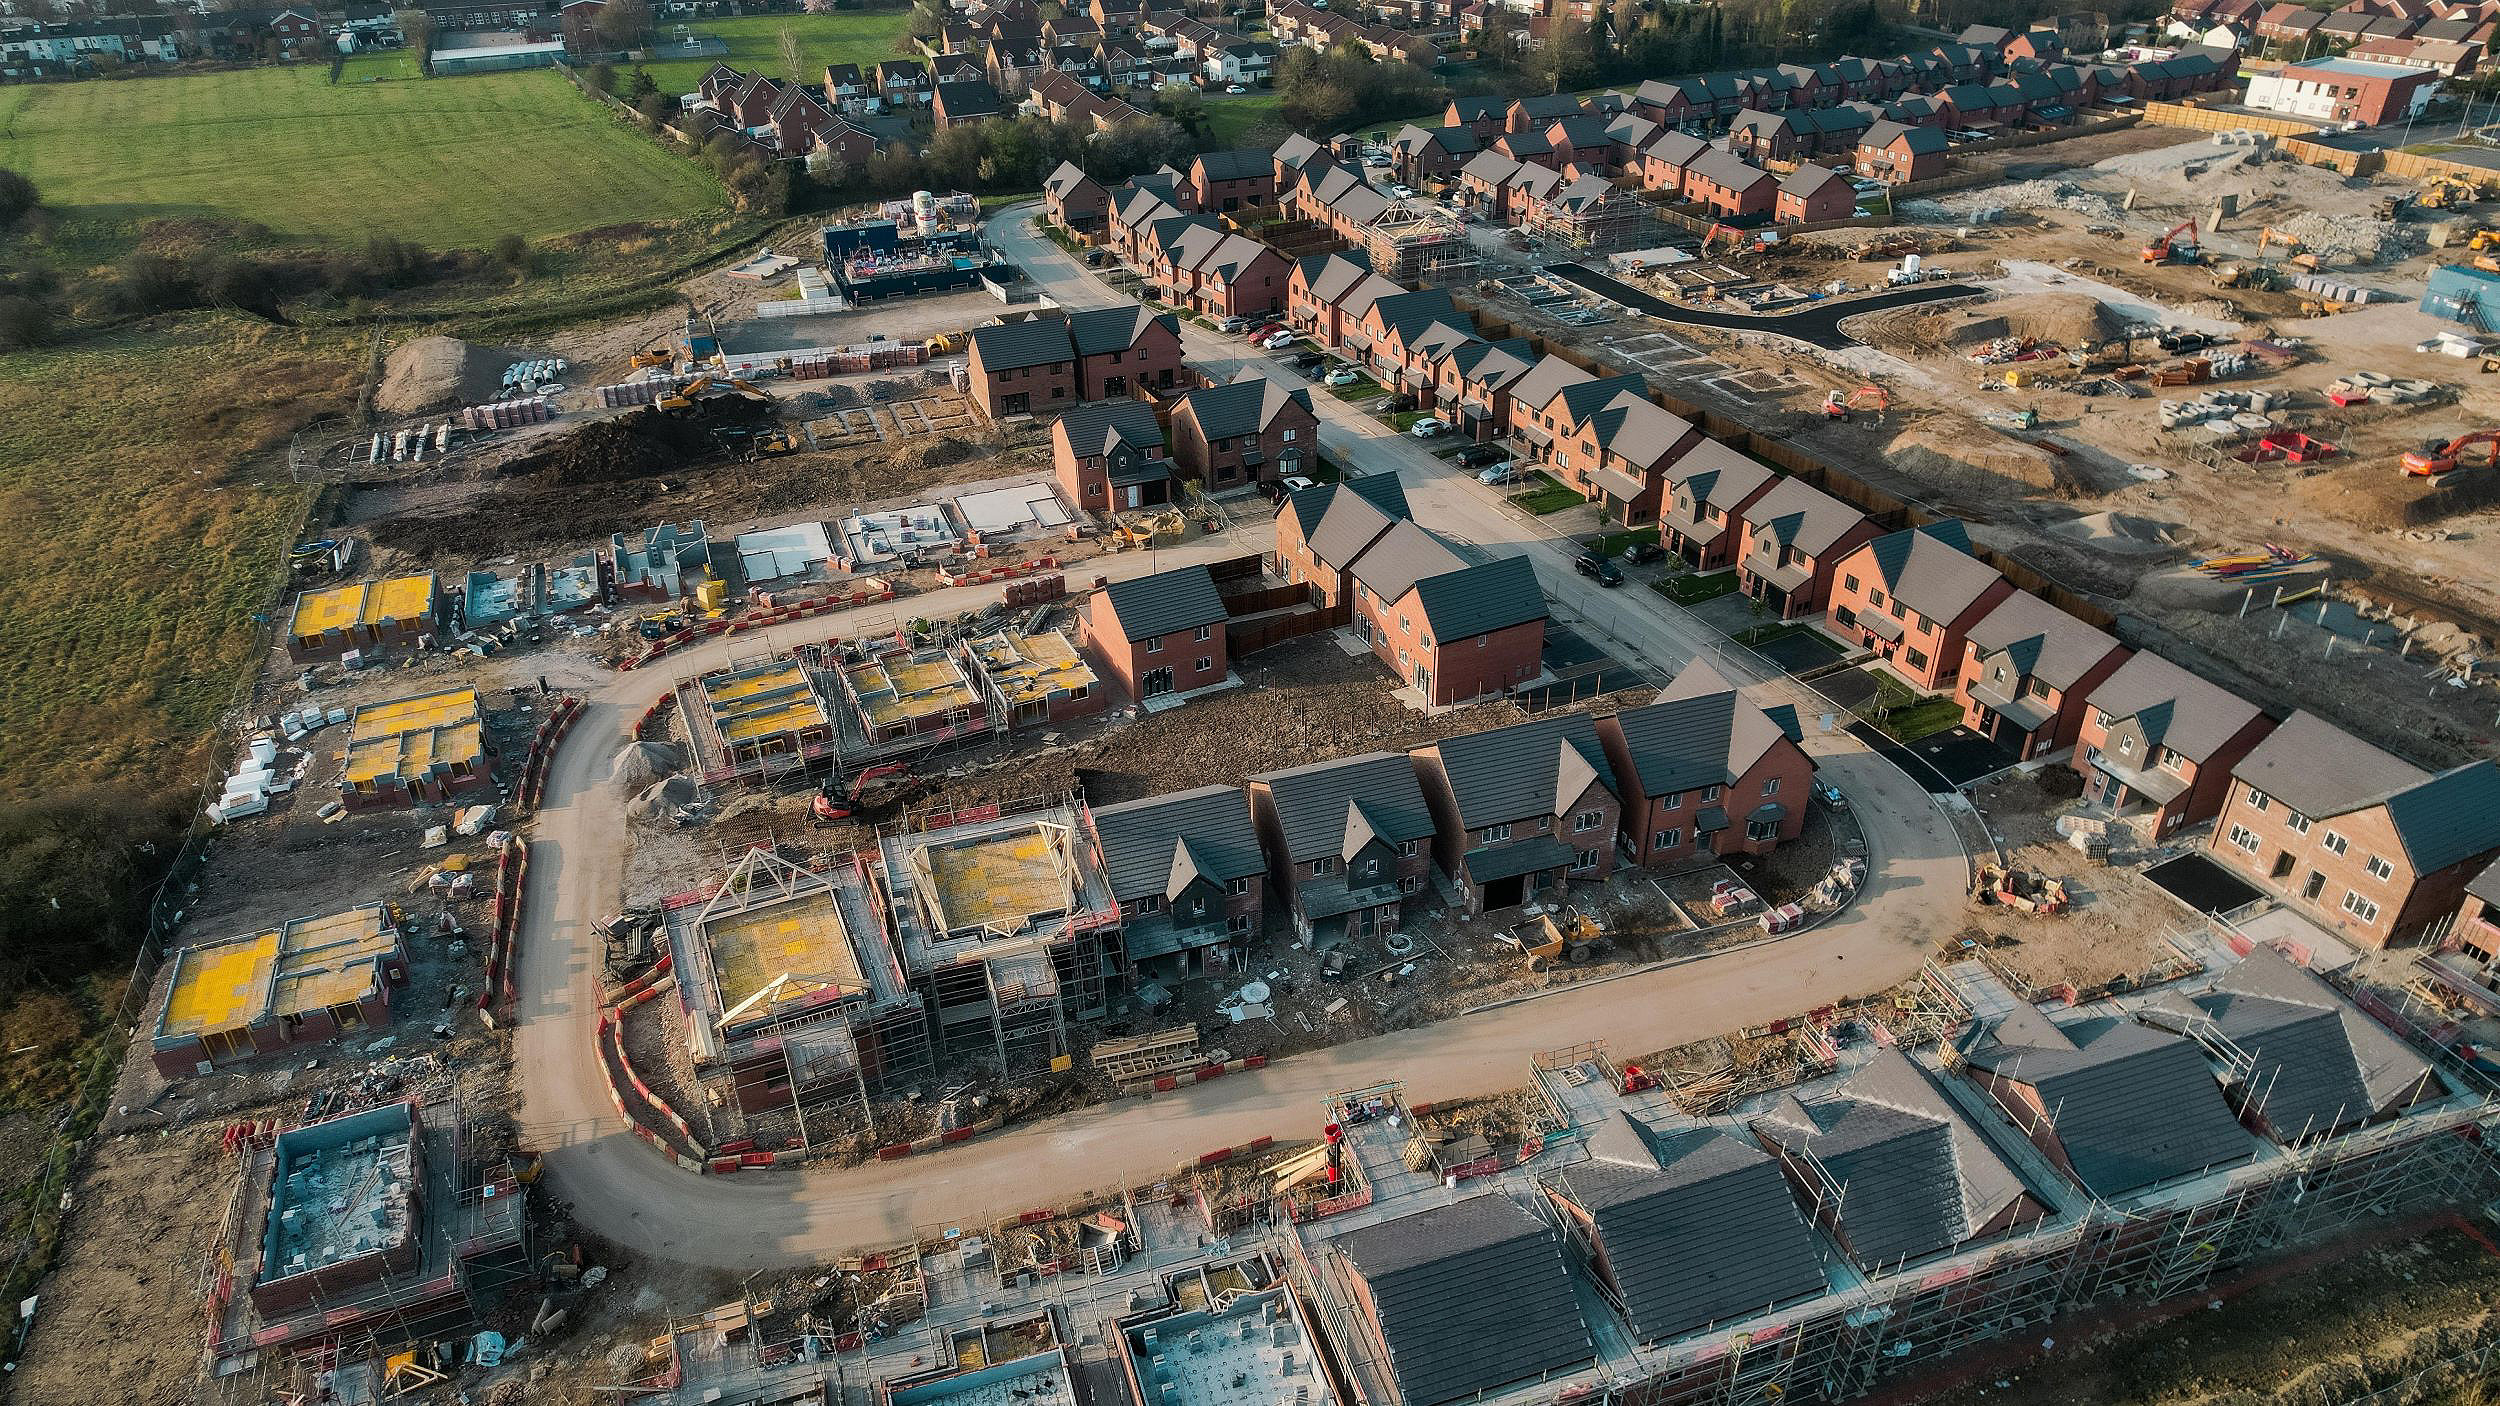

left=632, top=11, right=914, bottom=93
left=0, top=66, right=723, bottom=247
left=1515, top=473, right=1584, bottom=515
left=1654, top=569, right=1738, bottom=605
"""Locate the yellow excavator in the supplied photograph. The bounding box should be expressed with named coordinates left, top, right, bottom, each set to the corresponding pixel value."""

left=655, top=375, right=714, bottom=413
left=629, top=344, right=675, bottom=370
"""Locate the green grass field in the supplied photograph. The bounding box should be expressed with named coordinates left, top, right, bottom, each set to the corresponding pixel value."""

left=0, top=65, right=725, bottom=247
left=632, top=11, right=915, bottom=93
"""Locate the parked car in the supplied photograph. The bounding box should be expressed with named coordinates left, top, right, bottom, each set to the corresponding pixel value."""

left=1625, top=541, right=1667, bottom=565
left=1259, top=331, right=1297, bottom=350
left=1364, top=153, right=1392, bottom=167
left=1245, top=321, right=1286, bottom=342
left=1388, top=183, right=1416, bottom=199
left=1456, top=442, right=1505, bottom=467
left=1259, top=473, right=1317, bottom=502
left=1217, top=315, right=1251, bottom=333
left=1280, top=473, right=1315, bottom=494
left=1383, top=393, right=1418, bottom=412
left=1226, top=83, right=1248, bottom=93
left=1084, top=250, right=1108, bottom=267
left=1816, top=781, right=1850, bottom=812
left=1287, top=351, right=1328, bottom=372
left=1575, top=552, right=1624, bottom=587
left=1477, top=461, right=1524, bottom=485
left=1323, top=366, right=1362, bottom=386
left=1407, top=416, right=1447, bottom=438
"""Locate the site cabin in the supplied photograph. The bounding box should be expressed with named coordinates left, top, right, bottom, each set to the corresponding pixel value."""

left=2071, top=651, right=2276, bottom=834
left=1733, top=477, right=1878, bottom=621
left=1348, top=522, right=1547, bottom=707
left=2207, top=711, right=2500, bottom=949
left=1168, top=373, right=1316, bottom=492
left=1657, top=440, right=1778, bottom=568
left=286, top=573, right=443, bottom=663
left=1089, top=784, right=1266, bottom=978
left=1044, top=161, right=1111, bottom=239
left=1080, top=563, right=1228, bottom=704
left=1411, top=714, right=1621, bottom=916
left=152, top=906, right=405, bottom=1077
left=1275, top=473, right=1411, bottom=614
left=1247, top=751, right=1437, bottom=943
left=1823, top=520, right=2013, bottom=695
left=1597, top=661, right=1816, bottom=866
left=1953, top=591, right=2130, bottom=762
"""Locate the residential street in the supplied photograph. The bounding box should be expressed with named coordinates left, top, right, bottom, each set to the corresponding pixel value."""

left=502, top=210, right=1969, bottom=1268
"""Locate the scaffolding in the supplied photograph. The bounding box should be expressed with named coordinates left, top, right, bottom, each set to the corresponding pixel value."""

left=1352, top=206, right=1479, bottom=288
left=680, top=650, right=843, bottom=787
left=1522, top=183, right=1660, bottom=257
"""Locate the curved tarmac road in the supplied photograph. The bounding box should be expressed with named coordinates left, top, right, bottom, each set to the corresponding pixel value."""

left=1542, top=263, right=1984, bottom=350
left=511, top=218, right=1970, bottom=1269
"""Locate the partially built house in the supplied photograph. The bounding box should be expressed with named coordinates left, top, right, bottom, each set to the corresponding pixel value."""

left=206, top=1090, right=529, bottom=1386
left=876, top=800, right=1122, bottom=1069
left=682, top=654, right=840, bottom=784
left=151, top=905, right=404, bottom=1076
left=962, top=627, right=1106, bottom=733
left=876, top=1309, right=1073, bottom=1406
left=286, top=573, right=442, bottom=662
left=610, top=522, right=712, bottom=600
left=1522, top=178, right=1658, bottom=256
left=664, top=846, right=934, bottom=1128
left=1114, top=1254, right=1346, bottom=1406
left=839, top=644, right=991, bottom=749
left=1352, top=206, right=1478, bottom=287
left=340, top=688, right=492, bottom=809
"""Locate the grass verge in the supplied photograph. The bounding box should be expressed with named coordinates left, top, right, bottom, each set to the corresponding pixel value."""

left=1862, top=672, right=1965, bottom=742
left=630, top=10, right=915, bottom=94
left=1515, top=473, right=1584, bottom=515
left=1654, top=568, right=1739, bottom=605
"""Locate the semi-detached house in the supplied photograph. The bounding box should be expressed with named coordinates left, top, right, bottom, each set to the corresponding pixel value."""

left=2072, top=651, right=2276, bottom=834
left=1167, top=373, right=1317, bottom=492
left=1733, top=477, right=1877, bottom=620
left=1597, top=661, right=1816, bottom=866
left=1657, top=441, right=1778, bottom=570
left=1824, top=520, right=2013, bottom=694
left=1248, top=751, right=1438, bottom=942
left=1348, top=521, right=1548, bottom=707
left=1953, top=591, right=2129, bottom=761
left=1080, top=562, right=1229, bottom=704
left=963, top=305, right=1181, bottom=420
left=1411, top=715, right=1621, bottom=915
left=1051, top=398, right=1170, bottom=513
left=1090, top=784, right=1266, bottom=978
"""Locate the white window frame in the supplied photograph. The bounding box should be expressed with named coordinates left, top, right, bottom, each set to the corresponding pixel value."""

left=2227, top=824, right=2260, bottom=854
left=2341, top=889, right=2381, bottom=924
left=2365, top=854, right=2393, bottom=881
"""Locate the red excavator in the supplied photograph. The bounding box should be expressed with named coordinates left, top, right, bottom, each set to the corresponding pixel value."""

left=809, top=761, right=913, bottom=824
left=2402, top=429, right=2500, bottom=476
left=2141, top=218, right=2201, bottom=265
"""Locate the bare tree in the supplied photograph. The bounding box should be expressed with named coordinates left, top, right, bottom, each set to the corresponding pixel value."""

left=596, top=0, right=652, bottom=52
left=394, top=8, right=434, bottom=64
left=776, top=23, right=805, bottom=82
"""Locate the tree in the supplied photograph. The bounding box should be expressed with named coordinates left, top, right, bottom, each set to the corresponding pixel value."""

left=0, top=791, right=187, bottom=1002
left=908, top=0, right=945, bottom=42
left=596, top=0, right=651, bottom=52
left=394, top=8, right=433, bottom=65
left=1153, top=84, right=1209, bottom=140
left=634, top=89, right=675, bottom=125
left=0, top=168, right=37, bottom=229
left=588, top=60, right=618, bottom=92
left=494, top=233, right=530, bottom=271
left=776, top=23, right=805, bottom=82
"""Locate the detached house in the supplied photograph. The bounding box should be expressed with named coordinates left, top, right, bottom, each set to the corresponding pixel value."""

left=1776, top=163, right=1859, bottom=223
left=1432, top=338, right=1540, bottom=442
left=1090, top=785, right=1266, bottom=977
left=2207, top=711, right=2500, bottom=948
left=1954, top=592, right=2129, bottom=761
left=1044, top=161, right=1112, bottom=238
left=1412, top=716, right=1621, bottom=915
left=964, top=305, right=1182, bottom=419
left=1598, top=661, right=1816, bottom=867
left=2072, top=651, right=2276, bottom=833
left=1348, top=522, right=1548, bottom=707
left=1168, top=373, right=1317, bottom=492
left=1186, top=148, right=1278, bottom=212
left=1824, top=520, right=2012, bottom=694
left=1248, top=752, right=1438, bottom=942
left=1657, top=441, right=1779, bottom=570
left=1051, top=399, right=1171, bottom=513
left=1081, top=563, right=1229, bottom=703
left=1855, top=119, right=1952, bottom=185
left=1733, top=478, right=1876, bottom=620
left=1683, top=149, right=1779, bottom=218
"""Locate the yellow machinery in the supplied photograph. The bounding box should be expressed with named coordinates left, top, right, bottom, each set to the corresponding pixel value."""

left=629, top=345, right=674, bottom=370
left=2469, top=229, right=2500, bottom=252
left=925, top=332, right=962, bottom=355
left=2422, top=175, right=2481, bottom=210
left=1502, top=909, right=1604, bottom=966
left=655, top=374, right=714, bottom=413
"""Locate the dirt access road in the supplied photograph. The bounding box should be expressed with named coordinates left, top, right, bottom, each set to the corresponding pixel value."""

left=507, top=215, right=1967, bottom=1267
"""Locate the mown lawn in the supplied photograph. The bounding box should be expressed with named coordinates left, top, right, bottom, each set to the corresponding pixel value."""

left=1654, top=568, right=1739, bottom=605
left=0, top=66, right=725, bottom=247
left=633, top=10, right=915, bottom=93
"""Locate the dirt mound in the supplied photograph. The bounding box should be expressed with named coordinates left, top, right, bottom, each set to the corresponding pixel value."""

left=505, top=401, right=769, bottom=486
left=2043, top=511, right=2180, bottom=552
left=898, top=435, right=979, bottom=472
left=611, top=741, right=682, bottom=789
left=1887, top=423, right=2070, bottom=495
left=377, top=336, right=522, bottom=417
left=625, top=774, right=698, bottom=822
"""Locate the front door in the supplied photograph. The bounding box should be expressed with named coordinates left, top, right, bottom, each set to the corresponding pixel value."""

left=2271, top=851, right=2296, bottom=880
left=1483, top=873, right=1527, bottom=910
left=1141, top=666, right=1174, bottom=697
left=2302, top=871, right=2327, bottom=902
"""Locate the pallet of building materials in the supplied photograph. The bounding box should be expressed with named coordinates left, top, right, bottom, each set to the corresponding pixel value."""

left=2325, top=371, right=2440, bottom=407
left=460, top=396, right=552, bottom=431
left=599, top=373, right=700, bottom=408
left=2295, top=272, right=2386, bottom=305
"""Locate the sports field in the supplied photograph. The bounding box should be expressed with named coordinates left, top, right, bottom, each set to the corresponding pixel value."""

left=0, top=65, right=726, bottom=247
left=633, top=11, right=915, bottom=94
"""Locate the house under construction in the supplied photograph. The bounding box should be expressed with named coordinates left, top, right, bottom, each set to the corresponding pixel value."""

left=962, top=626, right=1107, bottom=733
left=151, top=905, right=404, bottom=1077
left=875, top=799, right=1122, bottom=1071
left=679, top=653, right=841, bottom=786
left=1522, top=178, right=1659, bottom=256
left=838, top=641, right=992, bottom=751
left=664, top=846, right=935, bottom=1130
left=1354, top=206, right=1478, bottom=288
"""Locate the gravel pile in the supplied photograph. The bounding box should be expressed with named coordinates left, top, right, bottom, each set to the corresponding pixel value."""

left=1899, top=180, right=2124, bottom=223
left=2274, top=211, right=2423, bottom=265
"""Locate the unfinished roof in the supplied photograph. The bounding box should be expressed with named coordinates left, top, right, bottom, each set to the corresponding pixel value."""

left=1424, top=715, right=1616, bottom=828
left=703, top=657, right=831, bottom=746
left=1335, top=1196, right=1594, bottom=1406
left=1543, top=1120, right=1829, bottom=1343
left=1254, top=751, right=1436, bottom=861
left=1096, top=563, right=1226, bottom=641
left=1853, top=520, right=2001, bottom=623
left=1090, top=784, right=1263, bottom=904
left=2181, top=946, right=2436, bottom=1140
left=2085, top=652, right=2267, bottom=763
left=1607, top=661, right=1798, bottom=798
left=343, top=688, right=485, bottom=789
left=1962, top=1012, right=2254, bottom=1198
left=288, top=573, right=435, bottom=642
left=158, top=906, right=399, bottom=1045
left=1964, top=591, right=2122, bottom=691
left=1753, top=1048, right=2036, bottom=1269
left=967, top=629, right=1098, bottom=710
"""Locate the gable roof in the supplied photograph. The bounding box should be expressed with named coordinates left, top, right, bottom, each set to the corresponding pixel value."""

left=1090, top=784, right=1264, bottom=902
left=1508, top=355, right=1594, bottom=415
left=1055, top=398, right=1163, bottom=458
left=1607, top=660, right=1799, bottom=797
left=1962, top=1013, right=2253, bottom=1197
left=1741, top=476, right=1867, bottom=557
left=969, top=315, right=1074, bottom=373
left=1297, top=474, right=1411, bottom=570
left=1781, top=163, right=1853, bottom=200
left=1425, top=714, right=1617, bottom=826
left=1254, top=751, right=1437, bottom=860
left=1754, top=1048, right=2034, bottom=1270
left=1412, top=553, right=1548, bottom=642
left=1177, top=374, right=1310, bottom=442
left=1096, top=563, right=1226, bottom=641
left=1192, top=146, right=1274, bottom=183
left=1964, top=591, right=2122, bottom=691
left=1335, top=1196, right=1594, bottom=1406
left=2179, top=946, right=2436, bottom=1139
left=2381, top=760, right=2500, bottom=874
left=1584, top=390, right=1696, bottom=472
left=933, top=77, right=1003, bottom=116
left=1852, top=520, right=2002, bottom=622
left=2230, top=710, right=2425, bottom=822
left=1544, top=1121, right=1829, bottom=1343
left=1350, top=519, right=1468, bottom=604
left=1067, top=303, right=1173, bottom=357
left=2085, top=651, right=2267, bottom=762
left=1667, top=439, right=1776, bottom=512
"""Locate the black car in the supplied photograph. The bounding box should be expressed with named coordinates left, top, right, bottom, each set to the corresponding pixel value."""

left=1287, top=351, right=1327, bottom=371
left=1575, top=553, right=1624, bottom=587
left=1456, top=443, right=1505, bottom=467
left=1084, top=249, right=1108, bottom=267
left=1383, top=393, right=1418, bottom=412
left=1625, top=541, right=1667, bottom=565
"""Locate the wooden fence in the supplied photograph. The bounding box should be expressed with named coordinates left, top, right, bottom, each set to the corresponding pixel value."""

left=2139, top=97, right=2382, bottom=175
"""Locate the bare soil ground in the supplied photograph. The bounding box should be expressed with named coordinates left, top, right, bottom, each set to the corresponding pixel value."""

left=1958, top=771, right=2199, bottom=993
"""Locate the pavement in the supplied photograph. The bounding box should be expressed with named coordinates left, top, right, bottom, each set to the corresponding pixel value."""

left=504, top=205, right=1973, bottom=1270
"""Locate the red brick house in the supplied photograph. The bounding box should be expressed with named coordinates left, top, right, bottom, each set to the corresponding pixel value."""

left=1825, top=521, right=2012, bottom=693
left=1432, top=337, right=1539, bottom=441
left=1634, top=132, right=1711, bottom=195
left=2448, top=859, right=2500, bottom=985
left=2072, top=651, right=2276, bottom=834
left=1152, top=223, right=1289, bottom=320
left=1599, top=661, right=1817, bottom=866
left=1855, top=119, right=1952, bottom=185
left=1045, top=161, right=1112, bottom=239
left=1186, top=147, right=1279, bottom=212
left=1168, top=373, right=1317, bottom=492
left=812, top=119, right=875, bottom=174
left=932, top=76, right=1004, bottom=126
left=1288, top=253, right=1389, bottom=350
left=1683, top=149, right=1779, bottom=218
left=1733, top=478, right=1877, bottom=621
left=1954, top=592, right=2129, bottom=761
left=1657, top=441, right=1779, bottom=570
left=1411, top=715, right=1622, bottom=915
left=1248, top=751, right=1437, bottom=942
left=1776, top=163, right=1858, bottom=223
left=1090, top=785, right=1267, bottom=978
left=1081, top=563, right=1229, bottom=703
left=1342, top=521, right=1548, bottom=707
left=1052, top=399, right=1170, bottom=513
left=1456, top=150, right=1526, bottom=218
left=2208, top=712, right=2500, bottom=948
left=1389, top=123, right=1485, bottom=187
left=1275, top=473, right=1410, bottom=612
left=964, top=305, right=1181, bottom=420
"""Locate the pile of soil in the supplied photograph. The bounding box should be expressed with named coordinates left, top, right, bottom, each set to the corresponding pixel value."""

left=1887, top=422, right=2071, bottom=496
left=611, top=741, right=682, bottom=789
left=505, top=401, right=769, bottom=486
left=378, top=335, right=516, bottom=416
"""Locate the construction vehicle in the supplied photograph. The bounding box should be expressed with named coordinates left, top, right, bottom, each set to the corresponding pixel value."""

left=924, top=332, right=962, bottom=356
left=2375, top=193, right=2417, bottom=221
left=1975, top=864, right=2069, bottom=915
left=2401, top=429, right=2500, bottom=476
left=1701, top=222, right=1761, bottom=259
left=711, top=425, right=799, bottom=461
left=2422, top=175, right=2481, bottom=211
left=655, top=374, right=715, bottom=413
left=810, top=761, right=914, bottom=824
left=1820, top=383, right=1889, bottom=422
left=2254, top=226, right=2302, bottom=263
left=629, top=345, right=675, bottom=371
left=2141, top=218, right=2201, bottom=264
left=1498, top=909, right=1604, bottom=967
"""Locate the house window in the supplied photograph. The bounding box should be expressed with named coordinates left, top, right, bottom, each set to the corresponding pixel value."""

left=1868, top=588, right=1886, bottom=608
left=1311, top=856, right=1339, bottom=876
left=2117, top=736, right=2135, bottom=757
left=1762, top=777, right=1781, bottom=795
left=1479, top=824, right=1512, bottom=843
left=2287, top=811, right=2311, bottom=834
left=1134, top=895, right=1163, bottom=915
left=2365, top=854, right=2394, bottom=881
left=1195, top=624, right=1213, bottom=642
left=1992, top=665, right=2008, bottom=685
left=1398, top=875, right=1423, bottom=894
left=1702, top=785, right=1721, bottom=802
left=1573, top=848, right=1602, bottom=871
left=1663, top=792, right=1683, bottom=810
left=2321, top=831, right=2349, bottom=856
left=1227, top=913, right=1252, bottom=935
left=1573, top=810, right=1603, bottom=831
left=1537, top=815, right=1552, bottom=832
left=1283, top=427, right=1298, bottom=441
left=1145, top=637, right=1163, bottom=653
left=2341, top=890, right=2382, bottom=924
left=1654, top=828, right=1682, bottom=850
left=1905, top=647, right=1929, bottom=672
left=1747, top=819, right=1778, bottom=841
left=1397, top=840, right=1419, bottom=858
left=1227, top=876, right=1252, bottom=896
left=2227, top=824, right=2260, bottom=853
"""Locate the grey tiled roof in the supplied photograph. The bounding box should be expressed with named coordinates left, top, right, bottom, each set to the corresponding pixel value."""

left=1607, top=661, right=1795, bottom=797
left=1303, top=482, right=1407, bottom=572
left=1508, top=355, right=1596, bottom=417
left=2468, top=856, right=2500, bottom=908
left=1962, top=1014, right=2253, bottom=1198
left=1349, top=520, right=1467, bottom=604
left=1855, top=520, right=2001, bottom=623
left=2230, top=711, right=2424, bottom=822
left=2383, top=761, right=2500, bottom=874
left=1753, top=1048, right=2035, bottom=1270
left=970, top=316, right=1076, bottom=373
left=1068, top=303, right=1172, bottom=357
left=1336, top=1195, right=1594, bottom=1406
left=1095, top=563, right=1225, bottom=641
left=1413, top=555, right=1547, bottom=641
left=1044, top=160, right=1098, bottom=198
left=1192, top=147, right=1274, bottom=182
left=1544, top=1122, right=1830, bottom=1343
left=1089, top=784, right=1263, bottom=903
left=1742, top=477, right=1867, bottom=557
left=1964, top=591, right=2121, bottom=691
left=1424, top=714, right=1617, bottom=828
left=1176, top=376, right=1307, bottom=442
left=1253, top=751, right=1436, bottom=861
left=2184, top=947, right=2435, bottom=1140
left=1055, top=399, right=1163, bottom=458
left=2085, top=652, right=2266, bottom=762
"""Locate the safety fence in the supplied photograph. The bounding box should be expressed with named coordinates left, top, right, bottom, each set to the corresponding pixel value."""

left=594, top=1008, right=708, bottom=1174
left=483, top=838, right=529, bottom=1019
left=617, top=586, right=901, bottom=672
left=516, top=694, right=583, bottom=814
